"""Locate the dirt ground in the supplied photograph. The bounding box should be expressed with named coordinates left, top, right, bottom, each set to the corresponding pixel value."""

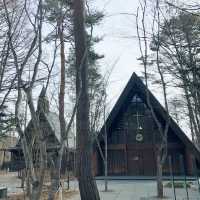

left=0, top=171, right=77, bottom=200
left=7, top=190, right=78, bottom=200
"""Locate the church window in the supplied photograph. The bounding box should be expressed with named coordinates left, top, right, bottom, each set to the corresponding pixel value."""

left=130, top=94, right=146, bottom=115
left=131, top=94, right=143, bottom=103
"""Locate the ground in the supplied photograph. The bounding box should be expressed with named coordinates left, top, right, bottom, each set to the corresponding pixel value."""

left=0, top=171, right=21, bottom=195
left=7, top=190, right=77, bottom=200
left=67, top=179, right=200, bottom=200
left=0, top=172, right=200, bottom=200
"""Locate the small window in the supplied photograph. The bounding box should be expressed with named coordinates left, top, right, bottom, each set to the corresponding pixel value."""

left=131, top=94, right=143, bottom=103
left=130, top=95, right=145, bottom=115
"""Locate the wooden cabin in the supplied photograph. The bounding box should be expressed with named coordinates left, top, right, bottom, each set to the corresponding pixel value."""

left=0, top=135, right=17, bottom=170
left=9, top=88, right=74, bottom=174
left=93, top=73, right=200, bottom=177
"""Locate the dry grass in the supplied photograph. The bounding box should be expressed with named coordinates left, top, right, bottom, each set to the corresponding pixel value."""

left=31, top=170, right=75, bottom=183
left=0, top=170, right=8, bottom=175
left=8, top=190, right=78, bottom=200
left=0, top=171, right=77, bottom=199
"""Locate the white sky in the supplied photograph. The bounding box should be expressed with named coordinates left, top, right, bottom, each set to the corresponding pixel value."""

left=89, top=0, right=194, bottom=136
left=7, top=0, right=194, bottom=138
left=92, top=0, right=196, bottom=104
left=92, top=0, right=142, bottom=108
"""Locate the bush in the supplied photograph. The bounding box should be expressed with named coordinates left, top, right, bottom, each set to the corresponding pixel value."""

left=164, top=181, right=191, bottom=188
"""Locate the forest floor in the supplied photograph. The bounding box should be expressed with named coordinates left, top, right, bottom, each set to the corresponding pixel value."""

left=0, top=172, right=200, bottom=200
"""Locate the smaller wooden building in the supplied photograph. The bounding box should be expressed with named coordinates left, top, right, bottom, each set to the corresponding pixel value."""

left=0, top=136, right=17, bottom=170
left=93, top=73, right=200, bottom=177
left=9, top=88, right=74, bottom=174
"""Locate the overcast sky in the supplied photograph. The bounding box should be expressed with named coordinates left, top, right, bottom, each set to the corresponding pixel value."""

left=91, top=0, right=142, bottom=109
left=87, top=0, right=196, bottom=136
left=91, top=0, right=196, bottom=106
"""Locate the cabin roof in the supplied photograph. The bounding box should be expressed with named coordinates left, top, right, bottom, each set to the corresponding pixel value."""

left=45, top=112, right=61, bottom=142
left=15, top=111, right=61, bottom=148
left=99, top=72, right=200, bottom=161
left=15, top=87, right=62, bottom=146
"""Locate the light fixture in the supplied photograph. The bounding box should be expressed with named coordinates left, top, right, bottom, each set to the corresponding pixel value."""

left=136, top=111, right=143, bottom=142
left=136, top=111, right=143, bottom=131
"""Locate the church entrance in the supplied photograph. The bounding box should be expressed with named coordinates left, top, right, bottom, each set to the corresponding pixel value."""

left=127, top=149, right=143, bottom=175
left=107, top=145, right=156, bottom=176
left=127, top=146, right=156, bottom=176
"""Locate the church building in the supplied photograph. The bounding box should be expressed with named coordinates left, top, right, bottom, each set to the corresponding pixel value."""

left=93, top=73, right=200, bottom=177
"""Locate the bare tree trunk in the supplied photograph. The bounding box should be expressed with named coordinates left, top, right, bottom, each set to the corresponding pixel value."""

left=104, top=94, right=108, bottom=192
left=26, top=169, right=31, bottom=197
left=25, top=89, right=47, bottom=200
left=157, top=153, right=163, bottom=198
left=48, top=19, right=66, bottom=200
left=73, top=0, right=100, bottom=199
left=48, top=147, right=64, bottom=200
left=136, top=0, right=170, bottom=198
left=49, top=167, right=59, bottom=200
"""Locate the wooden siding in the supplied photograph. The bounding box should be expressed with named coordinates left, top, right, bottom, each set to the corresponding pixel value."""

left=95, top=94, right=193, bottom=176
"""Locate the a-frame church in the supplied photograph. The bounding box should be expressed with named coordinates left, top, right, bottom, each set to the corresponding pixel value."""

left=92, top=73, right=200, bottom=177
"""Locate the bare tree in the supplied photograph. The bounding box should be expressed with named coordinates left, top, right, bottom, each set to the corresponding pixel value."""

left=2, top=0, right=50, bottom=199
left=46, top=1, right=67, bottom=198
left=151, top=4, right=200, bottom=148
left=136, top=0, right=170, bottom=197
left=73, top=0, right=100, bottom=199
left=0, top=1, right=18, bottom=136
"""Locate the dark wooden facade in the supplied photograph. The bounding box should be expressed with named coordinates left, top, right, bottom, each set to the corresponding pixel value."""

left=8, top=88, right=74, bottom=174
left=93, top=73, right=200, bottom=177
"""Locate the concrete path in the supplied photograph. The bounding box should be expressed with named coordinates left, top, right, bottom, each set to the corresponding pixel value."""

left=68, top=180, right=200, bottom=200
left=0, top=172, right=22, bottom=195
left=0, top=172, right=199, bottom=199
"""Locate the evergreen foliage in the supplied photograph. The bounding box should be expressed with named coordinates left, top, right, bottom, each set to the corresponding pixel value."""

left=0, top=105, right=15, bottom=137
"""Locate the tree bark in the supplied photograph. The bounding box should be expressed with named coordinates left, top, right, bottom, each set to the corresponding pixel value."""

left=73, top=0, right=100, bottom=199
left=48, top=18, right=66, bottom=200
left=157, top=153, right=163, bottom=198
left=48, top=148, right=64, bottom=200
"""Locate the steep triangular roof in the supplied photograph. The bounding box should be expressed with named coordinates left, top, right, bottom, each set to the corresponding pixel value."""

left=100, top=72, right=200, bottom=161
left=17, top=88, right=61, bottom=148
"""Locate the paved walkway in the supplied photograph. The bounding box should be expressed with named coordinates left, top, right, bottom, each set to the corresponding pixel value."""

left=96, top=176, right=197, bottom=181
left=0, top=172, right=22, bottom=195
left=0, top=172, right=199, bottom=199
left=68, top=180, right=200, bottom=200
